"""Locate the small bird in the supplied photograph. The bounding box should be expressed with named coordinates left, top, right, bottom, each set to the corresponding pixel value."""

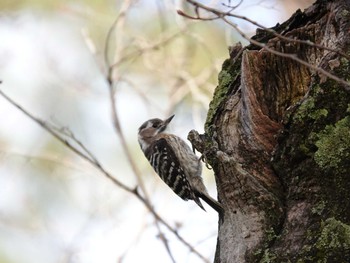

left=138, top=115, right=223, bottom=214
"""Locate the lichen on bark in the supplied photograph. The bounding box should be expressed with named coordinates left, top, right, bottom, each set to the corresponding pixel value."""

left=314, top=115, right=350, bottom=171
left=315, top=218, right=350, bottom=259
left=206, top=54, right=242, bottom=135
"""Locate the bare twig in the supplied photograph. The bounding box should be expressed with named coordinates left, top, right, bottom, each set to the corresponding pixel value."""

left=50, top=124, right=100, bottom=164
left=109, top=29, right=186, bottom=69
left=104, top=0, right=132, bottom=72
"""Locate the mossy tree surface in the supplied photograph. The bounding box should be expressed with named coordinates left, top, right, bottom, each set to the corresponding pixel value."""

left=188, top=0, right=350, bottom=262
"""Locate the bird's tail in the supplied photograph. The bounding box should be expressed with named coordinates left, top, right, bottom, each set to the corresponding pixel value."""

left=195, top=191, right=224, bottom=215
left=193, top=196, right=206, bottom=212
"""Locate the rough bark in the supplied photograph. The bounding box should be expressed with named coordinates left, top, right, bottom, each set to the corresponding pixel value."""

left=188, top=0, right=350, bottom=262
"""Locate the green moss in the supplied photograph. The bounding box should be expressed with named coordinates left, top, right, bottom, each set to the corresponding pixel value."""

left=206, top=73, right=229, bottom=128
left=315, top=218, right=350, bottom=259
left=265, top=227, right=278, bottom=242
left=295, top=218, right=350, bottom=262
left=293, top=97, right=328, bottom=123
left=218, top=70, right=233, bottom=87
left=314, top=116, right=350, bottom=170
left=205, top=57, right=241, bottom=135
left=312, top=200, right=326, bottom=216
left=312, top=109, right=328, bottom=119
left=206, top=69, right=233, bottom=133
left=298, top=143, right=313, bottom=156
left=259, top=249, right=277, bottom=263
left=340, top=9, right=350, bottom=17
left=255, top=228, right=280, bottom=262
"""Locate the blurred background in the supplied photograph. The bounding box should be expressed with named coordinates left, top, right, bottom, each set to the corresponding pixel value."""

left=0, top=0, right=314, bottom=262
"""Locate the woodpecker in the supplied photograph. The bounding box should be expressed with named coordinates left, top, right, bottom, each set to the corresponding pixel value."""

left=138, top=115, right=223, bottom=214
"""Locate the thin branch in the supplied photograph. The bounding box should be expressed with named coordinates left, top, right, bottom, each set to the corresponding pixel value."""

left=133, top=190, right=210, bottom=263
left=104, top=0, right=133, bottom=71
left=177, top=9, right=223, bottom=21
left=222, top=0, right=243, bottom=9
left=109, top=29, right=186, bottom=69
left=50, top=124, right=99, bottom=164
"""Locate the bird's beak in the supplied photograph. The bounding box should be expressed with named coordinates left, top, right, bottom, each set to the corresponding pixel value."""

left=163, top=115, right=175, bottom=126
left=159, top=115, right=175, bottom=132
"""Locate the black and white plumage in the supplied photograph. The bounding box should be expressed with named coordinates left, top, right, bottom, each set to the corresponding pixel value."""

left=138, top=115, right=223, bottom=214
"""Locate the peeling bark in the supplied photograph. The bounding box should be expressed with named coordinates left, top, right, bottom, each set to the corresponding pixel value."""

left=188, top=0, right=350, bottom=262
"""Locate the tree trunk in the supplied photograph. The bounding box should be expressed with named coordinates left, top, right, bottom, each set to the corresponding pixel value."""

left=188, top=0, right=350, bottom=262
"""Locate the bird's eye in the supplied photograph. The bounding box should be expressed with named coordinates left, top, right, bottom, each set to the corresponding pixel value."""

left=152, top=123, right=159, bottom=128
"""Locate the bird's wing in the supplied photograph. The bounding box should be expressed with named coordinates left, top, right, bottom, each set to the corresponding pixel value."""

left=145, top=138, right=195, bottom=202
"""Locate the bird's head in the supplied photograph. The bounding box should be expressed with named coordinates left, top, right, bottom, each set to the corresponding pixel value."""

left=138, top=115, right=174, bottom=151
